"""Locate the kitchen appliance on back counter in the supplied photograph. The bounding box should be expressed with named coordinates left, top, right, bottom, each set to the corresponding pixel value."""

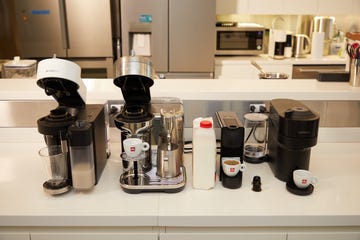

left=267, top=99, right=319, bottom=183
left=119, top=0, right=215, bottom=78
left=311, top=16, right=336, bottom=56
left=36, top=58, right=108, bottom=195
left=215, top=22, right=266, bottom=56
left=268, top=29, right=287, bottom=59
left=293, top=34, right=311, bottom=58
left=1, top=56, right=37, bottom=78
left=268, top=17, right=287, bottom=59
left=113, top=55, right=185, bottom=194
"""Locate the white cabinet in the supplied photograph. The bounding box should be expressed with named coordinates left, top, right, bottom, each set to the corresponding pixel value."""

left=282, top=0, right=318, bottom=14
left=0, top=233, right=30, bottom=240
left=216, top=0, right=356, bottom=14
left=30, top=233, right=158, bottom=240
left=288, top=232, right=360, bottom=240
left=248, top=0, right=284, bottom=14
left=317, top=0, right=353, bottom=14
left=216, top=0, right=248, bottom=14
left=28, top=228, right=158, bottom=240
left=352, top=0, right=360, bottom=14
left=160, top=232, right=286, bottom=240
left=160, top=231, right=360, bottom=240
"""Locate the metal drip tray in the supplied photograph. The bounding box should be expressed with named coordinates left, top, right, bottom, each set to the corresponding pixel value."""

left=119, top=166, right=186, bottom=193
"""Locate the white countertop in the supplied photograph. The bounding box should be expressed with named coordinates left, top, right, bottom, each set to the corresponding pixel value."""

left=215, top=54, right=347, bottom=65
left=1, top=128, right=360, bottom=227
left=0, top=78, right=360, bottom=102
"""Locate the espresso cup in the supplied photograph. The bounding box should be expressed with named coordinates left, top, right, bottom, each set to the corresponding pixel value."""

left=293, top=169, right=318, bottom=189
left=221, top=158, right=246, bottom=177
left=123, top=138, right=150, bottom=158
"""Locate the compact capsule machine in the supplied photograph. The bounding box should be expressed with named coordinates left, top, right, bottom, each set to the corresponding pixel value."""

left=267, top=98, right=319, bottom=183
left=36, top=58, right=107, bottom=195
left=113, top=55, right=186, bottom=193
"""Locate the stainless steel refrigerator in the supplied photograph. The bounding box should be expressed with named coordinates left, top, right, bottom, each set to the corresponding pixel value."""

left=0, top=0, right=114, bottom=77
left=120, top=0, right=216, bottom=78
left=14, top=0, right=112, bottom=58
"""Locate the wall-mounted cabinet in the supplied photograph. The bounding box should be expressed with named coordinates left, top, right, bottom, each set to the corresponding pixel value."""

left=216, top=0, right=357, bottom=15
left=247, top=0, right=317, bottom=15
left=319, top=0, right=360, bottom=14
left=216, top=0, right=248, bottom=14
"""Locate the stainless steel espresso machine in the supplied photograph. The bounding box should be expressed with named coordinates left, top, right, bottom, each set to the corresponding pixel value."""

left=36, top=58, right=107, bottom=195
left=113, top=55, right=186, bottom=193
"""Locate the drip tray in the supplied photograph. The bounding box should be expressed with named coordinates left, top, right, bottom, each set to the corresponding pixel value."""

left=119, top=166, right=186, bottom=194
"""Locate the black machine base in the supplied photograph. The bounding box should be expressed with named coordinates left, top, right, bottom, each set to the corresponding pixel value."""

left=221, top=171, right=243, bottom=189
left=43, top=179, right=71, bottom=195
left=286, top=180, right=314, bottom=196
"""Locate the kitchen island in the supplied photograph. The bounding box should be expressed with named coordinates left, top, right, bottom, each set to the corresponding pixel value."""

left=0, top=78, right=360, bottom=239
left=0, top=128, right=360, bottom=239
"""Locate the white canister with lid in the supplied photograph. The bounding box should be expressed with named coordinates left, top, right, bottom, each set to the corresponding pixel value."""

left=192, top=117, right=217, bottom=190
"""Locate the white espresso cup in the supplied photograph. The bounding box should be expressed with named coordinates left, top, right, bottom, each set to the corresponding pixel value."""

left=123, top=138, right=150, bottom=158
left=221, top=158, right=246, bottom=177
left=293, top=169, right=318, bottom=189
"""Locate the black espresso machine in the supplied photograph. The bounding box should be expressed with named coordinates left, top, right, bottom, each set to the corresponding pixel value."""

left=267, top=99, right=320, bottom=182
left=36, top=58, right=107, bottom=195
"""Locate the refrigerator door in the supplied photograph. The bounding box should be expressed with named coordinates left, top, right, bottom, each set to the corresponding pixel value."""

left=121, top=0, right=168, bottom=73
left=169, top=0, right=215, bottom=73
left=65, top=0, right=112, bottom=57
left=14, top=0, right=67, bottom=58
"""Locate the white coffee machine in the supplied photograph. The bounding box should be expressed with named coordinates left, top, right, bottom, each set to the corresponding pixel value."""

left=36, top=57, right=108, bottom=195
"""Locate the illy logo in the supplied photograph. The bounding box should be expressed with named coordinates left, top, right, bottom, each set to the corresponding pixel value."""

left=130, top=146, right=136, bottom=152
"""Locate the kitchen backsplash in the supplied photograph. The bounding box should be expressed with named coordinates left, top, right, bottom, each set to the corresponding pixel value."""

left=2, top=100, right=358, bottom=129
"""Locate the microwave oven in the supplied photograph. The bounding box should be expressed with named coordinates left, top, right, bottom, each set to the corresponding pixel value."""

left=215, top=23, right=266, bottom=55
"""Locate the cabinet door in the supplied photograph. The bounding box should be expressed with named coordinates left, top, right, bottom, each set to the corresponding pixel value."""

left=14, top=0, right=67, bottom=58
left=0, top=233, right=30, bottom=240
left=282, top=0, right=318, bottom=14
left=317, top=0, right=353, bottom=14
left=288, top=232, right=360, bottom=240
left=31, top=233, right=158, bottom=240
left=352, top=0, right=360, bottom=14
left=169, top=0, right=215, bottom=73
left=65, top=0, right=112, bottom=57
left=216, top=0, right=248, bottom=14
left=160, top=232, right=286, bottom=240
left=248, top=0, right=284, bottom=14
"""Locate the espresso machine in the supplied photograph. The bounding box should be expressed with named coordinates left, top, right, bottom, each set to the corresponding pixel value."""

left=36, top=58, right=107, bottom=195
left=113, top=55, right=186, bottom=193
left=267, top=99, right=319, bottom=182
left=216, top=111, right=245, bottom=189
